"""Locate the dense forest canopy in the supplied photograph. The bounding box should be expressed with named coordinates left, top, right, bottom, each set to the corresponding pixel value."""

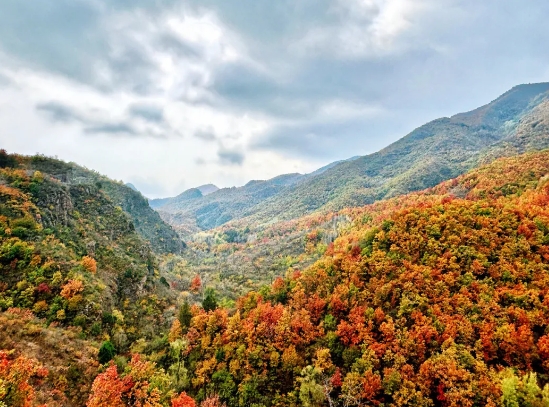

left=2, top=147, right=549, bottom=406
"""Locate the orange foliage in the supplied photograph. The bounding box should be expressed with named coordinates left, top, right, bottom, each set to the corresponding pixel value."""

left=171, top=392, right=196, bottom=407
left=81, top=256, right=97, bottom=273
left=0, top=350, right=47, bottom=407
left=179, top=151, right=549, bottom=406
left=87, top=355, right=163, bottom=407
left=60, top=279, right=84, bottom=300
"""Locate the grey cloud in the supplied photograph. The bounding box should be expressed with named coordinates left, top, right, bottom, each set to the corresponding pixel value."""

left=107, top=45, right=159, bottom=95
left=185, top=0, right=334, bottom=47
left=129, top=104, right=164, bottom=123
left=210, top=59, right=400, bottom=119
left=36, top=101, right=83, bottom=123
left=218, top=146, right=245, bottom=166
left=0, top=0, right=106, bottom=84
left=36, top=100, right=141, bottom=136
left=2, top=0, right=549, bottom=166
left=156, top=34, right=202, bottom=59
left=194, top=129, right=217, bottom=142
left=252, top=115, right=408, bottom=161
left=84, top=123, right=137, bottom=136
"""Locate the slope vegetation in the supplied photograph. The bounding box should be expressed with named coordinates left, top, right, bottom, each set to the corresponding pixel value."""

left=24, top=154, right=183, bottom=254
left=170, top=150, right=549, bottom=407
left=0, top=151, right=180, bottom=405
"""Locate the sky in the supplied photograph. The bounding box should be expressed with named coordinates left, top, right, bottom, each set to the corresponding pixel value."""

left=0, top=0, right=548, bottom=198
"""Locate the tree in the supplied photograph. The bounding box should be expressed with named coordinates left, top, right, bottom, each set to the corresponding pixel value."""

left=98, top=341, right=116, bottom=365
left=172, top=392, right=196, bottom=407
left=86, top=365, right=125, bottom=407
left=169, top=320, right=183, bottom=343
left=0, top=149, right=17, bottom=168
left=60, top=279, right=84, bottom=300
left=0, top=350, right=47, bottom=407
left=81, top=255, right=97, bottom=273
left=202, top=288, right=218, bottom=312
left=87, top=355, right=166, bottom=407
left=178, top=301, right=192, bottom=332
left=190, top=275, right=202, bottom=294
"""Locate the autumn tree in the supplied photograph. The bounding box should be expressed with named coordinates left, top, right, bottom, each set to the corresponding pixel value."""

left=190, top=275, right=202, bottom=294
left=81, top=255, right=97, bottom=273
left=0, top=350, right=48, bottom=407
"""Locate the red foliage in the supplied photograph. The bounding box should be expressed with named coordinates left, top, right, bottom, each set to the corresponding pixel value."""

left=331, top=368, right=342, bottom=387
left=190, top=275, right=202, bottom=293
left=0, top=350, right=48, bottom=407
left=35, top=282, right=51, bottom=295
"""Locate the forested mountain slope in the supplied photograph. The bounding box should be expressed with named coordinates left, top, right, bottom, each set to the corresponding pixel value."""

left=0, top=150, right=182, bottom=405
left=241, top=82, right=549, bottom=224
left=171, top=149, right=549, bottom=407
left=156, top=83, right=549, bottom=238
left=23, top=155, right=183, bottom=254
left=155, top=173, right=304, bottom=236
left=4, top=148, right=549, bottom=406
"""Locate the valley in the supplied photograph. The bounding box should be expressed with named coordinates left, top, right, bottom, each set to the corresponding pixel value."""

left=2, top=83, right=549, bottom=406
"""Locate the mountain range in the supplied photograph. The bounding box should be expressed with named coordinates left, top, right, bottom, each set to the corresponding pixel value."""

left=152, top=82, right=549, bottom=239
left=3, top=81, right=549, bottom=406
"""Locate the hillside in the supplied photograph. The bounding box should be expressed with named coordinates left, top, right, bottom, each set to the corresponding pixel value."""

left=156, top=83, right=549, bottom=238
left=241, top=82, right=549, bottom=223
left=4, top=148, right=549, bottom=406
left=0, top=150, right=184, bottom=405
left=171, top=149, right=549, bottom=407
left=22, top=155, right=183, bottom=254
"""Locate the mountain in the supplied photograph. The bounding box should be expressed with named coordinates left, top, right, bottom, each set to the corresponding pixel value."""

left=24, top=155, right=183, bottom=254
left=155, top=173, right=305, bottom=236
left=172, top=149, right=549, bottom=407
left=0, top=150, right=182, bottom=405
left=238, top=82, right=549, bottom=223
left=197, top=183, right=219, bottom=196
left=149, top=184, right=219, bottom=209
left=4, top=88, right=549, bottom=406
left=155, top=83, right=549, bottom=238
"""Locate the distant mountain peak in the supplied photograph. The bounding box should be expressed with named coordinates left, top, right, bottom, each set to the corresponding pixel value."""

left=197, top=184, right=219, bottom=196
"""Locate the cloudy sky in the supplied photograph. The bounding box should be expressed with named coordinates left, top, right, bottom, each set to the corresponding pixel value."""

left=0, top=0, right=547, bottom=197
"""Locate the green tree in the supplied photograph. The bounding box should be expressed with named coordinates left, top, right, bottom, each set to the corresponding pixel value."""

left=98, top=340, right=116, bottom=365
left=178, top=301, right=192, bottom=332
left=202, top=288, right=218, bottom=312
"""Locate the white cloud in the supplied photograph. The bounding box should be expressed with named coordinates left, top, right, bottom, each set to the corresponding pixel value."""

left=1, top=0, right=549, bottom=199
left=293, top=0, right=450, bottom=59
left=0, top=6, right=308, bottom=197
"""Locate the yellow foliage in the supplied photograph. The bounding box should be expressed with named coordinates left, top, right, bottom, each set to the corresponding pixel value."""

left=67, top=294, right=83, bottom=311
left=169, top=319, right=183, bottom=343
left=313, top=348, right=333, bottom=372
left=282, top=345, right=299, bottom=368
left=32, top=300, right=48, bottom=314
